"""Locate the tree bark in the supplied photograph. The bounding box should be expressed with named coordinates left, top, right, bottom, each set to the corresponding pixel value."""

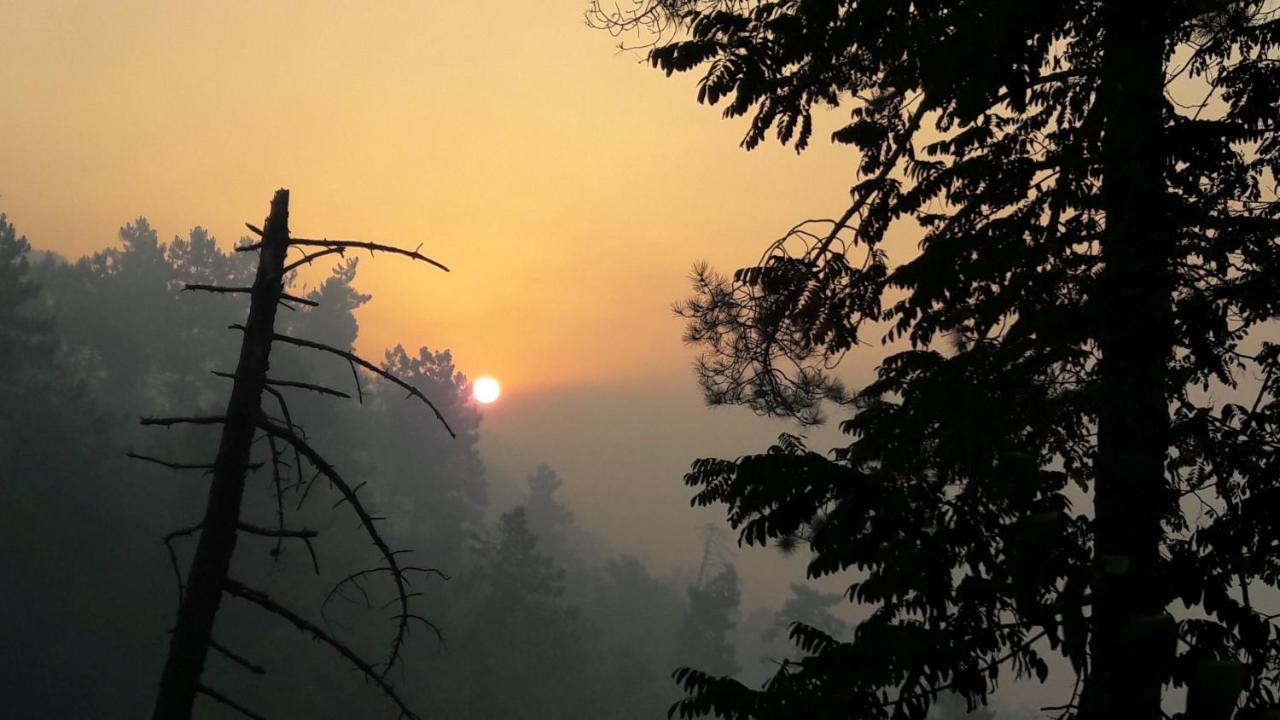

left=152, top=190, right=291, bottom=719
left=1082, top=3, right=1174, bottom=718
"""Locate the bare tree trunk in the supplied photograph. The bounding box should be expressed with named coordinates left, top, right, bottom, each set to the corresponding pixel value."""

left=1083, top=3, right=1174, bottom=718
left=152, top=189, right=291, bottom=719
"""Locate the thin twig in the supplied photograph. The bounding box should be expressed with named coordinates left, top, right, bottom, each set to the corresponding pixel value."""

left=237, top=327, right=454, bottom=437
left=238, top=522, right=320, bottom=574
left=141, top=416, right=228, bottom=428
left=211, top=371, right=351, bottom=399
left=198, top=684, right=269, bottom=720
left=162, top=523, right=204, bottom=607
left=258, top=418, right=427, bottom=676
left=288, top=238, right=450, bottom=272
left=208, top=639, right=267, bottom=675
left=224, top=578, right=419, bottom=720
left=282, top=247, right=346, bottom=274
left=126, top=453, right=214, bottom=471
left=184, top=284, right=317, bottom=307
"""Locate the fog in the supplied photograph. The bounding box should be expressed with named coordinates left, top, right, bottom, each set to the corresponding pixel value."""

left=0, top=211, right=1041, bottom=718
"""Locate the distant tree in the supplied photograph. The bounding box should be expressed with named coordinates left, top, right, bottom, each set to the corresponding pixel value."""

left=0, top=214, right=53, bottom=385
left=593, top=1, right=1280, bottom=719
left=362, top=344, right=486, bottom=567
left=763, top=584, right=847, bottom=648
left=677, top=564, right=743, bottom=678
left=446, top=507, right=591, bottom=719
left=524, top=463, right=576, bottom=556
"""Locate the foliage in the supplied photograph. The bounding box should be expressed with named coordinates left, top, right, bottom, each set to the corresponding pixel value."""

left=595, top=0, right=1280, bottom=718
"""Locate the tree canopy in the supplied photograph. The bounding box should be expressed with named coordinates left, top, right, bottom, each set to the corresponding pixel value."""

left=591, top=1, right=1280, bottom=718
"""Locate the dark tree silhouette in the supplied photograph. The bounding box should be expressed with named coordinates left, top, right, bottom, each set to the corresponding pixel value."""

left=593, top=1, right=1280, bottom=719
left=145, top=189, right=453, bottom=719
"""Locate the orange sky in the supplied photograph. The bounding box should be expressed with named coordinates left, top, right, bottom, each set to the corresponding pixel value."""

left=1, top=1, right=892, bottom=608
left=0, top=0, right=866, bottom=394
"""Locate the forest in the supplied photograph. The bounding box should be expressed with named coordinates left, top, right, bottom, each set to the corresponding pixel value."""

left=4, top=213, right=989, bottom=719
left=3, top=1, right=1279, bottom=719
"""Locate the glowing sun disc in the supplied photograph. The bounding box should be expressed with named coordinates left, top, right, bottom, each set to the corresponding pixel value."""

left=473, top=376, right=501, bottom=404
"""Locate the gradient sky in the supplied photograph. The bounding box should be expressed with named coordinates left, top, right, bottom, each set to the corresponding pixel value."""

left=1, top=1, right=893, bottom=607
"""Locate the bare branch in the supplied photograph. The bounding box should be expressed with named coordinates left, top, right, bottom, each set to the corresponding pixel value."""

left=349, top=358, right=364, bottom=404
left=212, top=370, right=351, bottom=400
left=237, top=326, right=455, bottom=437
left=237, top=522, right=318, bottom=539
left=198, top=684, right=268, bottom=720
left=224, top=578, right=419, bottom=720
left=208, top=639, right=266, bottom=675
left=257, top=418, right=429, bottom=676
left=282, top=247, right=346, bottom=274
left=184, top=284, right=317, bottom=307
left=141, top=416, right=228, bottom=428
left=238, top=521, right=320, bottom=574
left=264, top=433, right=287, bottom=557
left=288, top=238, right=450, bottom=272
left=126, top=452, right=214, bottom=471
left=162, top=524, right=204, bottom=607
left=245, top=222, right=264, bottom=237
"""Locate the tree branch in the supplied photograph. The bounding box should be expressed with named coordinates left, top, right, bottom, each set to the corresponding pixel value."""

left=184, top=284, right=317, bottom=307
left=236, top=326, right=455, bottom=437
left=208, top=639, right=266, bottom=675
left=126, top=453, right=215, bottom=471
left=257, top=418, right=429, bottom=677
left=162, top=523, right=204, bottom=607
left=223, top=577, right=419, bottom=720
left=238, top=521, right=321, bottom=574
left=197, top=684, right=268, bottom=720
left=288, top=238, right=450, bottom=272
left=141, top=416, right=228, bottom=428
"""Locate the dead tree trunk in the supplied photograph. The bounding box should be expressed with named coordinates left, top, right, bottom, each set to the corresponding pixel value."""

left=144, top=189, right=451, bottom=719
left=152, top=189, right=292, bottom=719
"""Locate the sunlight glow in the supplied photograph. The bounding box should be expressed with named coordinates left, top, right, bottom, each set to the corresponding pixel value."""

left=473, top=376, right=501, bottom=404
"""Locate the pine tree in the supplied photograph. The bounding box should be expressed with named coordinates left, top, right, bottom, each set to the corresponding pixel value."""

left=592, top=1, right=1280, bottom=718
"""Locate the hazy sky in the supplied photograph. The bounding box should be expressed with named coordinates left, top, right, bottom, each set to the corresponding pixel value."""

left=1, top=1, right=887, bottom=606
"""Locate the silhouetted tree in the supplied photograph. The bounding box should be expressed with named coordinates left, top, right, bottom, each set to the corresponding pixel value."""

left=594, top=1, right=1280, bottom=718
left=146, top=189, right=454, bottom=719
left=763, top=584, right=847, bottom=649
left=446, top=507, right=591, bottom=719
left=524, top=463, right=575, bottom=556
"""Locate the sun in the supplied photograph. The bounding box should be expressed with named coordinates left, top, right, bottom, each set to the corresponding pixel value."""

left=473, top=376, right=501, bottom=404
